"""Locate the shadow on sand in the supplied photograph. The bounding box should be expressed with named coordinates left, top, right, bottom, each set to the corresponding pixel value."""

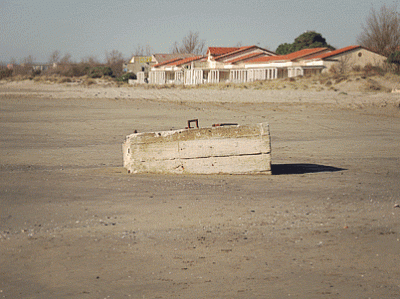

left=271, top=163, right=346, bottom=175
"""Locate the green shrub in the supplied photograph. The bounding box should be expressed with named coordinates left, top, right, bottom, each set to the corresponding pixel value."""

left=115, top=72, right=136, bottom=82
left=387, top=51, right=400, bottom=65
left=88, top=66, right=113, bottom=78
left=71, top=65, right=91, bottom=77
left=32, top=69, right=41, bottom=76
left=0, top=68, right=13, bottom=80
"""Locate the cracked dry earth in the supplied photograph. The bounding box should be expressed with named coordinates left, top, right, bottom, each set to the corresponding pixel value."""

left=1, top=84, right=400, bottom=298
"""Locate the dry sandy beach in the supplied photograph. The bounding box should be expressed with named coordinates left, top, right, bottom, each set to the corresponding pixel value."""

left=1, top=79, right=400, bottom=298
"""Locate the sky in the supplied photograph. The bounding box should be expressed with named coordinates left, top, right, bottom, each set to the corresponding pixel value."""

left=1, top=0, right=398, bottom=63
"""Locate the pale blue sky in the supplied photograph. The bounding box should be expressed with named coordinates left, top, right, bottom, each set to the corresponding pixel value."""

left=1, top=0, right=398, bottom=63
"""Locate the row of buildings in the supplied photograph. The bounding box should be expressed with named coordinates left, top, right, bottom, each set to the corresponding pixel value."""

left=125, top=45, right=387, bottom=85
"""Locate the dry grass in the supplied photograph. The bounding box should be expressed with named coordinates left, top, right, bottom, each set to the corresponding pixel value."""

left=360, top=78, right=392, bottom=92
left=2, top=68, right=398, bottom=93
left=83, top=78, right=96, bottom=86
left=58, top=77, right=73, bottom=83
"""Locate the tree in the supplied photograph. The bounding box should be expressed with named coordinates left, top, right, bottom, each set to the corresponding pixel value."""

left=336, top=55, right=352, bottom=74
left=59, top=53, right=73, bottom=64
left=105, top=50, right=125, bottom=77
left=171, top=31, right=206, bottom=55
left=80, top=55, right=100, bottom=66
left=21, top=55, right=35, bottom=65
left=357, top=4, right=400, bottom=57
left=105, top=50, right=124, bottom=65
left=387, top=51, right=400, bottom=72
left=48, top=50, right=61, bottom=64
left=275, top=43, right=293, bottom=55
left=276, top=31, right=335, bottom=55
left=134, top=44, right=152, bottom=56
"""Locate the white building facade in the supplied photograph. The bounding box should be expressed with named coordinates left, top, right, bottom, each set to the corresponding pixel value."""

left=147, top=45, right=387, bottom=86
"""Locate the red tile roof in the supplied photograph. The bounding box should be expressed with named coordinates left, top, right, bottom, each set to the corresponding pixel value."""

left=226, top=52, right=269, bottom=64
left=207, top=47, right=240, bottom=56
left=152, top=53, right=196, bottom=64
left=309, top=45, right=361, bottom=60
left=215, top=46, right=271, bottom=61
left=284, top=47, right=330, bottom=60
left=165, top=55, right=204, bottom=66
left=153, top=57, right=183, bottom=68
left=245, top=47, right=329, bottom=63
left=153, top=56, right=205, bottom=68
left=246, top=56, right=280, bottom=63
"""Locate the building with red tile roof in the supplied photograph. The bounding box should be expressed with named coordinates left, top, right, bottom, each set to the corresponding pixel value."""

left=242, top=45, right=387, bottom=77
left=309, top=45, right=362, bottom=60
left=241, top=48, right=331, bottom=78
left=146, top=45, right=387, bottom=85
left=124, top=53, right=198, bottom=81
left=245, top=47, right=330, bottom=64
left=212, top=46, right=276, bottom=62
left=304, top=45, right=387, bottom=73
left=150, top=55, right=207, bottom=85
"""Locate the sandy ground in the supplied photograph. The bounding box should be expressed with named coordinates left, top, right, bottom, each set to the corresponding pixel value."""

left=1, top=80, right=400, bottom=298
